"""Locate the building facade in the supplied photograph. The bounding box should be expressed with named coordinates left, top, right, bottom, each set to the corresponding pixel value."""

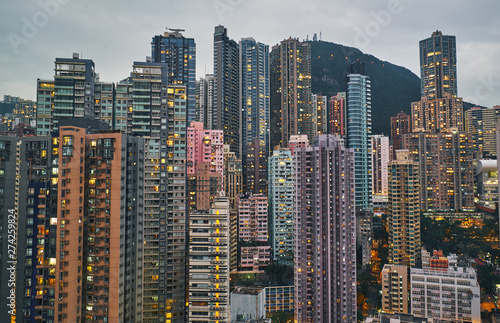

left=328, top=92, right=346, bottom=136
left=294, top=135, right=356, bottom=323
left=372, top=135, right=390, bottom=197
left=312, top=94, right=327, bottom=135
left=402, top=132, right=474, bottom=211
left=411, top=267, right=480, bottom=323
left=388, top=150, right=421, bottom=267
left=188, top=197, right=230, bottom=323
left=381, top=264, right=408, bottom=314
left=390, top=111, right=411, bottom=159
left=270, top=38, right=312, bottom=149
left=186, top=121, right=224, bottom=213
left=237, top=194, right=271, bottom=270
left=36, top=80, right=55, bottom=136
left=465, top=106, right=500, bottom=158
left=213, top=25, right=240, bottom=156
left=52, top=55, right=95, bottom=131
left=268, top=148, right=295, bottom=263
left=419, top=31, right=457, bottom=99
left=411, top=94, right=463, bottom=133
left=54, top=124, right=144, bottom=323
left=346, top=63, right=372, bottom=210
left=152, top=30, right=197, bottom=123
left=240, top=37, right=270, bottom=194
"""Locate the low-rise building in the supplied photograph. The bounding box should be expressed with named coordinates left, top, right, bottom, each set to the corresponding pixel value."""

left=410, top=266, right=480, bottom=322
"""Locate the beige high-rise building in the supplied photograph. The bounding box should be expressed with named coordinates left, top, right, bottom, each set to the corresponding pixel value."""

left=388, top=150, right=421, bottom=267
left=411, top=94, right=463, bottom=133
left=188, top=197, right=230, bottom=322
left=402, top=132, right=474, bottom=212
left=381, top=264, right=408, bottom=314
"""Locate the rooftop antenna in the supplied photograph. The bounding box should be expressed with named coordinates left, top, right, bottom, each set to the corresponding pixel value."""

left=167, top=27, right=186, bottom=33
left=320, top=32, right=322, bottom=40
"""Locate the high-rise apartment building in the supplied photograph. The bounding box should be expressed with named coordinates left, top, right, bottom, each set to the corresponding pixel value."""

left=240, top=37, right=270, bottom=194
left=268, top=148, right=295, bottom=262
left=152, top=30, right=196, bottom=123
left=36, top=79, right=55, bottom=135
left=381, top=264, right=408, bottom=314
left=411, top=266, right=480, bottom=322
left=412, top=31, right=462, bottom=133
left=114, top=82, right=132, bottom=133
left=52, top=54, right=95, bottom=131
left=127, top=61, right=189, bottom=322
left=188, top=197, right=230, bottom=323
left=419, top=31, right=457, bottom=99
left=294, top=135, right=356, bottom=323
left=223, top=144, right=242, bottom=271
left=223, top=144, right=242, bottom=210
left=312, top=94, right=327, bottom=135
left=328, top=92, right=346, bottom=136
left=388, top=150, right=421, bottom=267
left=213, top=26, right=240, bottom=156
left=0, top=135, right=59, bottom=323
left=186, top=121, right=224, bottom=213
left=411, top=94, right=463, bottom=133
left=402, top=132, right=474, bottom=211
left=195, top=74, right=215, bottom=129
left=372, top=135, right=390, bottom=196
left=127, top=61, right=169, bottom=321
left=390, top=111, right=411, bottom=158
left=270, top=38, right=312, bottom=148
left=93, top=81, right=115, bottom=127
left=346, top=62, right=372, bottom=210
left=465, top=106, right=500, bottom=158
left=54, top=124, right=144, bottom=323
left=237, top=194, right=268, bottom=242
left=237, top=194, right=271, bottom=270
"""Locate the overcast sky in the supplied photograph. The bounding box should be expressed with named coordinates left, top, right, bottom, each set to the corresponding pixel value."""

left=1, top=0, right=500, bottom=108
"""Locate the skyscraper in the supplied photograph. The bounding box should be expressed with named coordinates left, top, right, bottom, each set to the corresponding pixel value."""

left=328, top=92, right=346, bottom=136
left=270, top=38, right=312, bottom=148
left=412, top=31, right=462, bottom=133
left=465, top=106, right=500, bottom=158
left=346, top=62, right=372, bottom=210
left=213, top=25, right=240, bottom=156
left=35, top=79, right=54, bottom=136
left=388, top=150, right=421, bottom=267
left=312, top=94, right=327, bottom=135
left=390, top=111, right=411, bottom=158
left=402, top=132, right=474, bottom=212
left=411, top=94, right=463, bottom=132
left=268, top=148, right=295, bottom=263
left=188, top=197, right=230, bottom=323
left=372, top=135, right=390, bottom=196
left=0, top=135, right=59, bottom=323
left=54, top=123, right=144, bottom=323
left=186, top=121, right=224, bottom=213
left=419, top=31, right=457, bottom=99
left=240, top=37, right=270, bottom=194
left=152, top=29, right=196, bottom=123
left=126, top=61, right=189, bottom=322
left=52, top=54, right=95, bottom=131
left=294, top=135, right=356, bottom=323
